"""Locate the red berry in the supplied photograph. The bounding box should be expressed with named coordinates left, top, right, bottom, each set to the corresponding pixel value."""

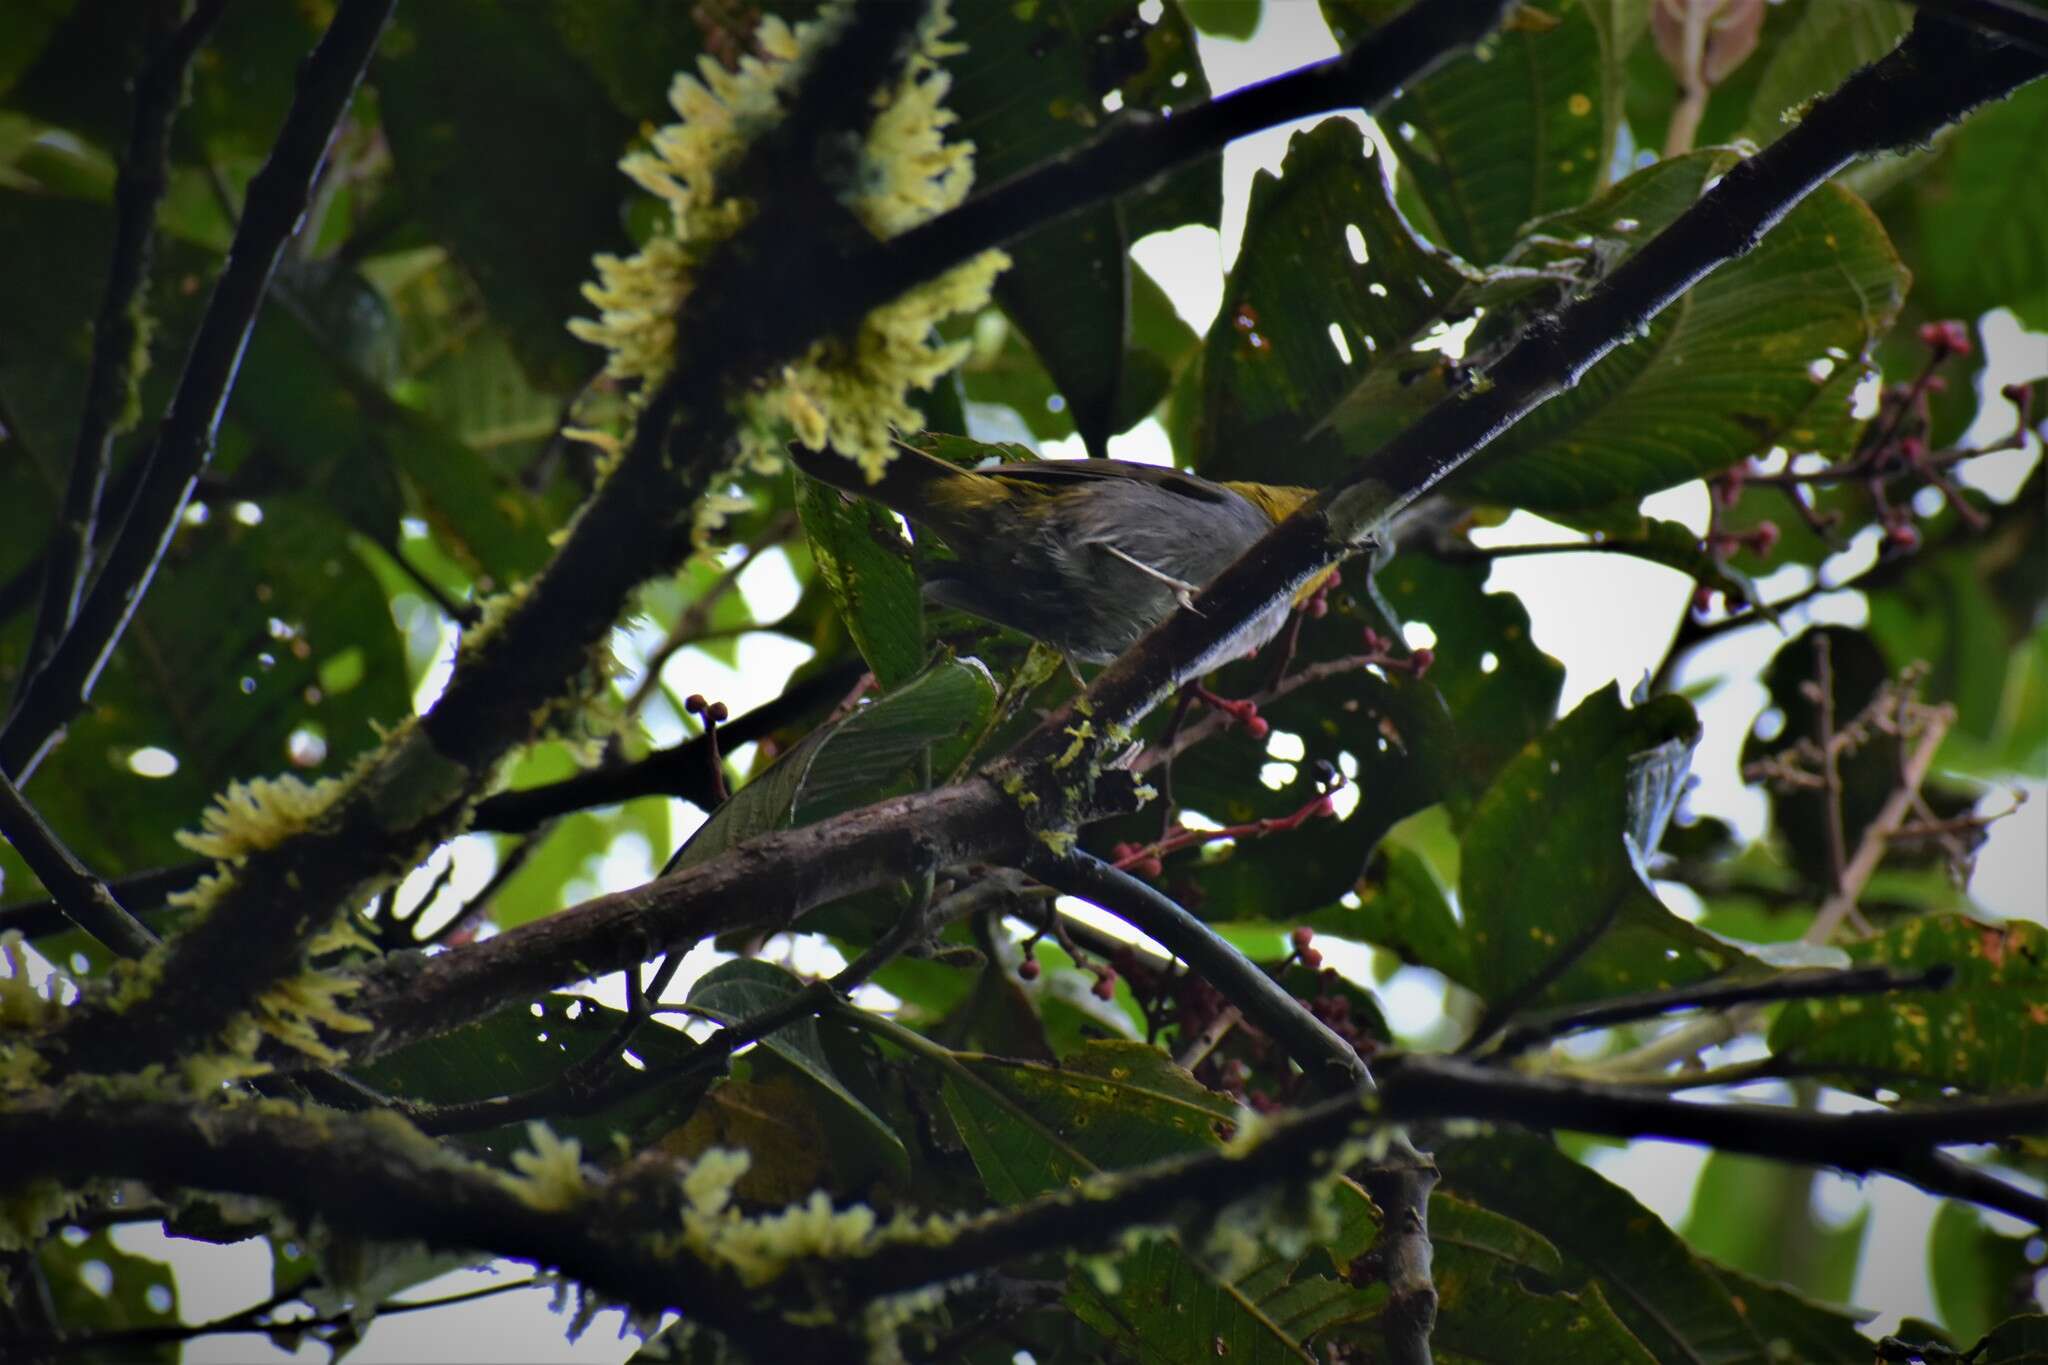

left=1300, top=947, right=1324, bottom=970
left=1886, top=522, right=1921, bottom=551
left=1918, top=320, right=1972, bottom=357
left=1291, top=926, right=1315, bottom=950
left=1018, top=957, right=1041, bottom=981
left=1092, top=973, right=1117, bottom=1001
left=1410, top=647, right=1435, bottom=678
left=1132, top=855, right=1164, bottom=880
left=1750, top=521, right=1780, bottom=556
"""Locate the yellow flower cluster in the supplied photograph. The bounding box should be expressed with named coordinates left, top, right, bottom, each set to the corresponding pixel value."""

left=507, top=1122, right=596, bottom=1211
left=568, top=0, right=1008, bottom=536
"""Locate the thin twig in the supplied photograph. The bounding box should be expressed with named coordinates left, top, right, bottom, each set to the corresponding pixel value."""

left=0, top=0, right=396, bottom=781
left=1483, top=964, right=1955, bottom=1058
left=0, top=769, right=157, bottom=958
left=18, top=0, right=229, bottom=705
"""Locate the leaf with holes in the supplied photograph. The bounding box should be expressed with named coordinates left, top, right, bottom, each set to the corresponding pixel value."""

left=946, top=0, right=1216, bottom=453
left=1197, top=117, right=1472, bottom=488
left=1323, top=0, right=1622, bottom=266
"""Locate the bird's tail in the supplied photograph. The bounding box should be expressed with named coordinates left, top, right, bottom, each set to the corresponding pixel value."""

left=786, top=440, right=1008, bottom=540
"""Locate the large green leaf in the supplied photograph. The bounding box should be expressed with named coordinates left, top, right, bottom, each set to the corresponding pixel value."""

left=946, top=0, right=1217, bottom=453
left=1447, top=153, right=1907, bottom=512
left=1438, top=1133, right=1787, bottom=1364
left=1460, top=685, right=1741, bottom=1011
left=37, top=1225, right=179, bottom=1358
left=945, top=1041, right=1380, bottom=1361
left=689, top=960, right=907, bottom=1171
left=1767, top=915, right=2048, bottom=1098
left=1196, top=116, right=1471, bottom=486
left=1425, top=1192, right=1657, bottom=1364
left=1740, top=0, right=1912, bottom=147
left=669, top=657, right=996, bottom=870
left=1679, top=1153, right=1867, bottom=1304
left=1909, top=80, right=2048, bottom=331
left=794, top=463, right=925, bottom=689
left=353, top=992, right=705, bottom=1163
left=377, top=2, right=633, bottom=392
left=1929, top=1201, right=2044, bottom=1349
left=1976, top=1315, right=2048, bottom=1364
left=1324, top=0, right=1623, bottom=267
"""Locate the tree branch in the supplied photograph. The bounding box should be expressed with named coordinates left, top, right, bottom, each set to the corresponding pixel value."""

left=0, top=1085, right=833, bottom=1354
left=16, top=0, right=228, bottom=705
left=0, top=769, right=157, bottom=959
left=308, top=780, right=1031, bottom=1070
left=1377, top=1055, right=2048, bottom=1224
left=1481, top=964, right=1956, bottom=1059
left=0, top=660, right=863, bottom=942
left=0, top=0, right=395, bottom=781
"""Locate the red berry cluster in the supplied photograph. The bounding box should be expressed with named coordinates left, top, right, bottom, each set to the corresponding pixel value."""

left=1359, top=627, right=1434, bottom=679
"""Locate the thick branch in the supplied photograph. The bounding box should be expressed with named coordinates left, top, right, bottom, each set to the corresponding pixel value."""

left=17, top=0, right=228, bottom=700
left=0, top=1086, right=827, bottom=1352
left=0, top=661, right=862, bottom=942
left=0, top=0, right=395, bottom=781
left=313, top=781, right=1027, bottom=1068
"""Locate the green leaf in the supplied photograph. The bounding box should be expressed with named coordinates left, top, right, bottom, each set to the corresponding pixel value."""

left=1908, top=81, right=2048, bottom=331
left=1323, top=0, right=1619, bottom=266
left=689, top=960, right=907, bottom=1171
left=1180, top=0, right=1262, bottom=41
left=670, top=657, right=996, bottom=871
left=37, top=1226, right=178, bottom=1358
left=795, top=465, right=925, bottom=688
left=947, top=1041, right=1237, bottom=1201
left=1461, top=685, right=1741, bottom=1011
left=1705, top=1264, right=1875, bottom=1363
left=1196, top=116, right=1472, bottom=486
left=1679, top=1153, right=1867, bottom=1304
left=945, top=0, right=1217, bottom=452
left=1929, top=1201, right=2043, bottom=1349
left=1, top=499, right=410, bottom=876
left=1452, top=154, right=1908, bottom=511
left=944, top=1042, right=1380, bottom=1362
left=1428, top=1192, right=1657, bottom=1365
left=352, top=992, right=705, bottom=1162
left=1976, top=1315, right=2048, bottom=1365
left=1438, top=1133, right=1776, bottom=1364
left=377, top=2, right=633, bottom=391
left=1768, top=915, right=2048, bottom=1098
left=1740, top=0, right=1913, bottom=147
left=1311, top=842, right=1476, bottom=992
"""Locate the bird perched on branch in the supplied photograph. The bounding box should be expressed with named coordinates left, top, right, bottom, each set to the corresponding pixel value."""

left=788, top=440, right=1326, bottom=664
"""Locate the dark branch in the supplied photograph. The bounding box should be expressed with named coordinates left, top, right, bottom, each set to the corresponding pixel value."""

left=0, top=769, right=157, bottom=959
left=0, top=1085, right=832, bottom=1353
left=1481, top=964, right=1957, bottom=1058
left=1, top=0, right=395, bottom=782
left=1025, top=848, right=1370, bottom=1096
left=16, top=0, right=229, bottom=704
left=1378, top=1055, right=2048, bottom=1224
left=0, top=660, right=862, bottom=942
left=306, top=780, right=1030, bottom=1070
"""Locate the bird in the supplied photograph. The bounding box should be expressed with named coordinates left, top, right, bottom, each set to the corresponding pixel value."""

left=787, top=440, right=1325, bottom=665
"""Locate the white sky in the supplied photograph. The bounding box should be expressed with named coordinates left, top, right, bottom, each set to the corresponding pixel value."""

left=59, top=6, right=2047, bottom=1360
